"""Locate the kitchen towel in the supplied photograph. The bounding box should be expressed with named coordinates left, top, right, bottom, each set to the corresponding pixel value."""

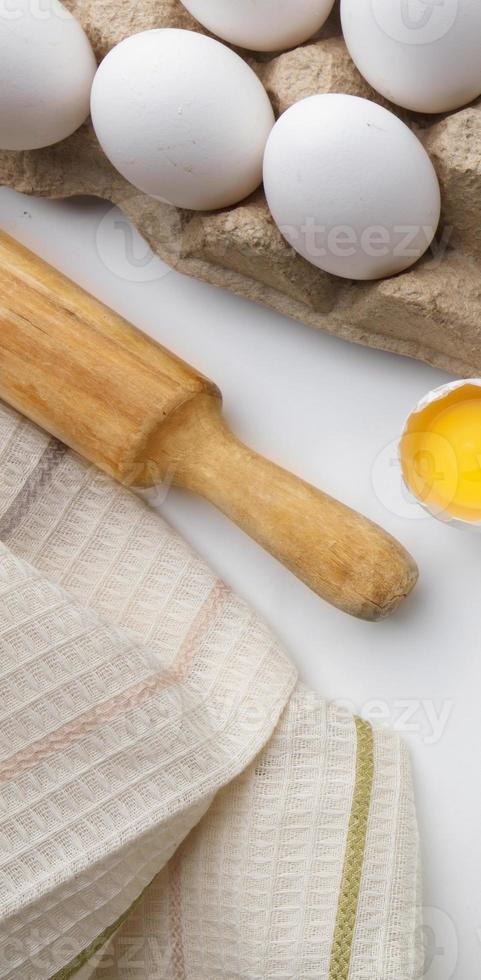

left=0, top=400, right=421, bottom=979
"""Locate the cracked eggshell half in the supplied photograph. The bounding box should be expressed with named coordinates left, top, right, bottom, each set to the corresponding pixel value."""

left=90, top=29, right=275, bottom=211
left=400, top=380, right=481, bottom=530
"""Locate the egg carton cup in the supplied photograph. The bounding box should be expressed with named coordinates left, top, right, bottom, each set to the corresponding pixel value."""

left=1, top=0, right=481, bottom=377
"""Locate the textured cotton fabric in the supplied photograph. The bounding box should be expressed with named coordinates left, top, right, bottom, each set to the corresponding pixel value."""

left=0, top=402, right=421, bottom=979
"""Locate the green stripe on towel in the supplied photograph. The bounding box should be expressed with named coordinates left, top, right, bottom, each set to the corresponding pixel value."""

left=50, top=889, right=144, bottom=980
left=329, top=717, right=375, bottom=980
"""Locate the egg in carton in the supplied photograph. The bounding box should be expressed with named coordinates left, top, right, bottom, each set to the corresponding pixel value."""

left=1, top=0, right=480, bottom=378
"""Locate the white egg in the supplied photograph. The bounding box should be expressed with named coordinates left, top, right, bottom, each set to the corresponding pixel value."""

left=341, top=0, right=481, bottom=114
left=0, top=0, right=96, bottom=151
left=263, top=94, right=441, bottom=281
left=90, top=29, right=275, bottom=211
left=180, top=0, right=335, bottom=52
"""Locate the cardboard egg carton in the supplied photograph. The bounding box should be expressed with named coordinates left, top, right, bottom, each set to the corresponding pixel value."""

left=1, top=0, right=480, bottom=376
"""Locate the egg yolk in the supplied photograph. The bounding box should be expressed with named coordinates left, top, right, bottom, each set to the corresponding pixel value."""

left=401, top=387, right=481, bottom=523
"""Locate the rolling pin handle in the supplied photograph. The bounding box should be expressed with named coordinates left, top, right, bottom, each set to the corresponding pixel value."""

left=154, top=393, right=418, bottom=621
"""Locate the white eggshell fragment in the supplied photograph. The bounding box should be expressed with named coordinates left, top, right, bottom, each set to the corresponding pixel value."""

left=90, top=29, right=275, bottom=211
left=180, top=0, right=336, bottom=52
left=263, top=94, right=441, bottom=281
left=0, top=0, right=96, bottom=151
left=341, top=0, right=481, bottom=114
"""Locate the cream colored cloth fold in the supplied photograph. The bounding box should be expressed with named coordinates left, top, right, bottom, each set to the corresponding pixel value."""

left=0, top=403, right=421, bottom=980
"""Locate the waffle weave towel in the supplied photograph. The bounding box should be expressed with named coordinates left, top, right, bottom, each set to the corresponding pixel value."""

left=0, top=402, right=421, bottom=980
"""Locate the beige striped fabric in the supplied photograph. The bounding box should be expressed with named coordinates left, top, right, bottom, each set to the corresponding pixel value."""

left=0, top=402, right=421, bottom=979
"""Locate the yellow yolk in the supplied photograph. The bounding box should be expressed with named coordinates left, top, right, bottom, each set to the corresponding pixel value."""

left=401, top=387, right=481, bottom=523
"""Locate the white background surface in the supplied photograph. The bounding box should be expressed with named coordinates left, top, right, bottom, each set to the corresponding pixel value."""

left=0, top=186, right=478, bottom=980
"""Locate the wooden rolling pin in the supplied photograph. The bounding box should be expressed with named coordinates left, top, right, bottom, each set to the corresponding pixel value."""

left=0, top=231, right=418, bottom=620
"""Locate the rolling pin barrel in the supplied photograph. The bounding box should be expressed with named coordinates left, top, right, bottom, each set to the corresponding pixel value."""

left=0, top=231, right=418, bottom=620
